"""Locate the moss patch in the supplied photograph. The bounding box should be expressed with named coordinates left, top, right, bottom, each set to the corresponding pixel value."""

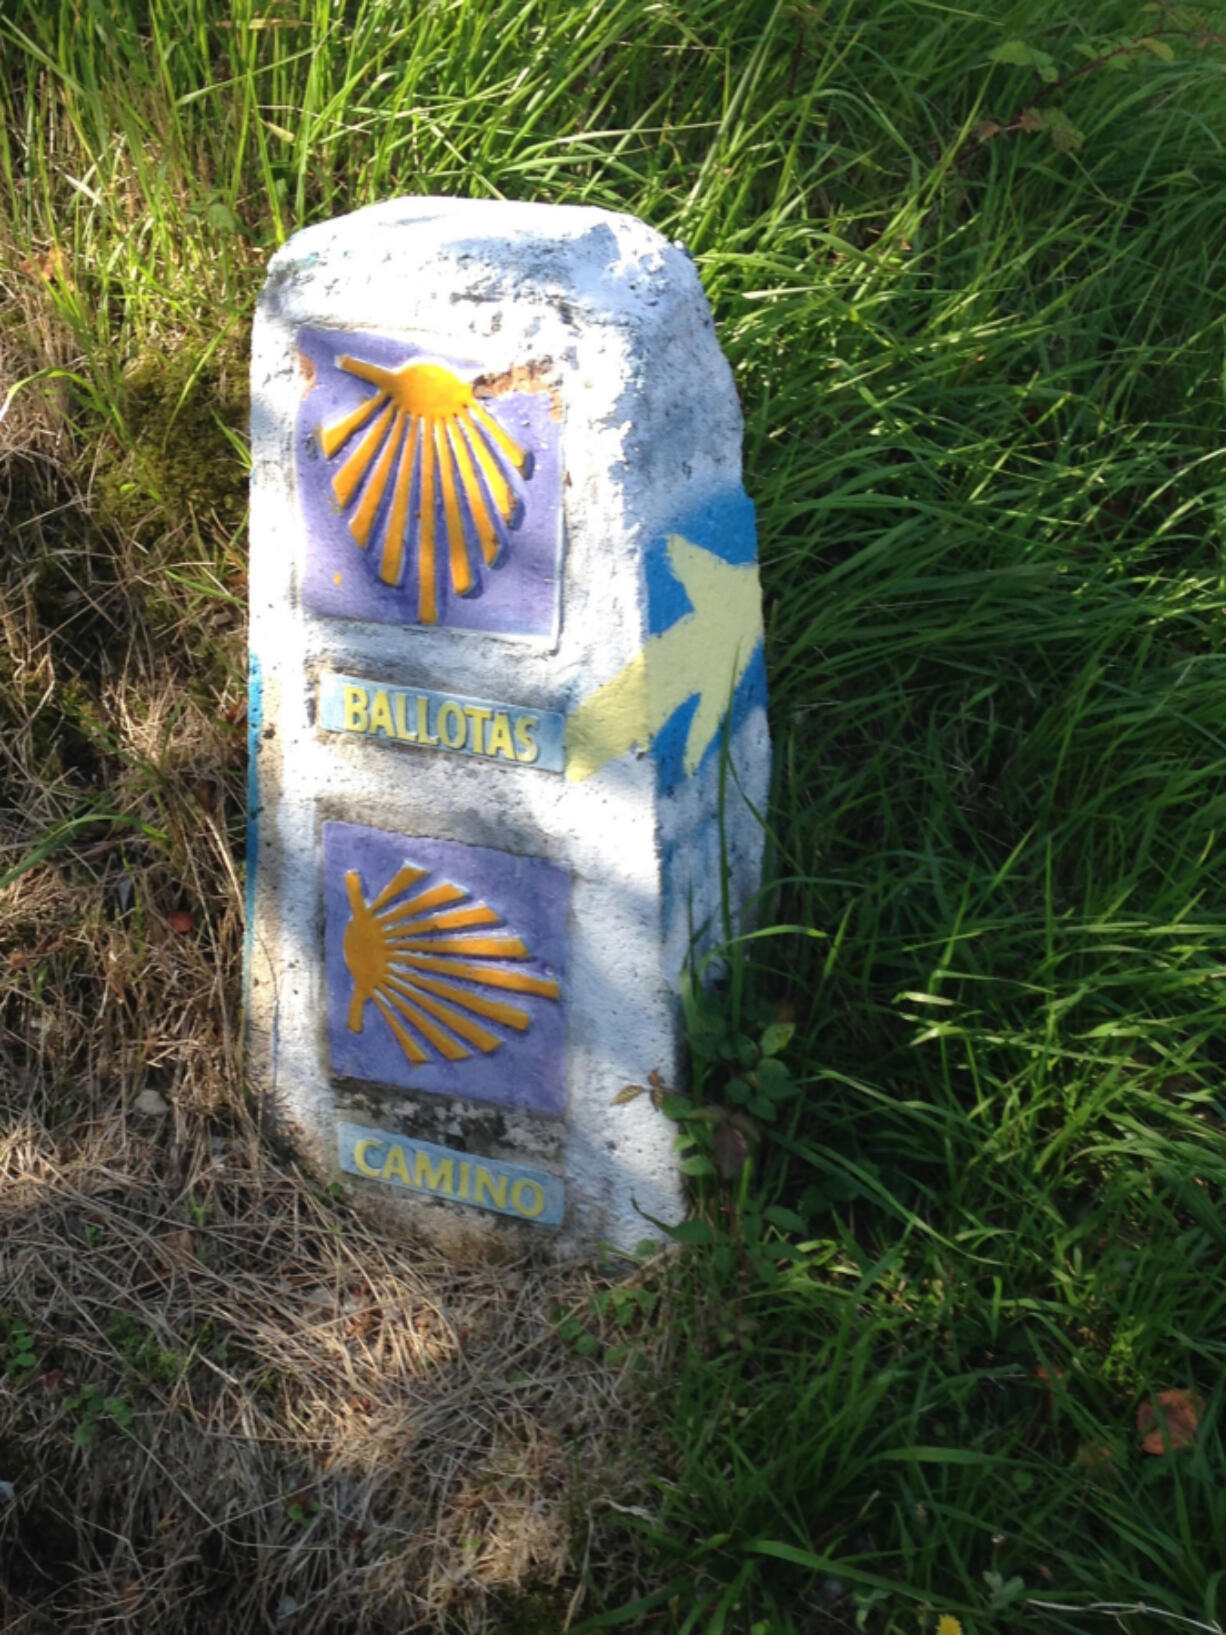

left=494, top=1589, right=569, bottom=1635
left=92, top=324, right=250, bottom=546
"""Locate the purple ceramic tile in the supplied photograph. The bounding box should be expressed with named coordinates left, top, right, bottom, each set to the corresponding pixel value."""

left=323, top=822, right=568, bottom=1114
left=296, top=328, right=563, bottom=638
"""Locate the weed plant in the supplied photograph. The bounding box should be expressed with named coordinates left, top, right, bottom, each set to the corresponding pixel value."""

left=3, top=1, right=1226, bottom=1632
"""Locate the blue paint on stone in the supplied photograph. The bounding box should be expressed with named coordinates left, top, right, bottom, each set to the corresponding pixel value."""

left=643, top=486, right=758, bottom=638
left=642, top=487, right=766, bottom=794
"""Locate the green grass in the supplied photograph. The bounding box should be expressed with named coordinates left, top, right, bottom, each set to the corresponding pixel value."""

left=4, top=1, right=1226, bottom=1631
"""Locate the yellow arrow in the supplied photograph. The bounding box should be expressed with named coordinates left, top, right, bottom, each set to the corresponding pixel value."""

left=564, top=534, right=764, bottom=783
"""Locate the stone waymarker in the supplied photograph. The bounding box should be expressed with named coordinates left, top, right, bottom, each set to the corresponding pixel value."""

left=246, top=197, right=769, bottom=1254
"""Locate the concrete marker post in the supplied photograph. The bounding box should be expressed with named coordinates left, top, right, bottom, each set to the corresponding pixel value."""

left=247, top=197, right=770, bottom=1255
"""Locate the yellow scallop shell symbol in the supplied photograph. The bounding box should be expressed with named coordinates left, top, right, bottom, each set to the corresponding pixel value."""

left=342, top=861, right=561, bottom=1066
left=318, top=354, right=533, bottom=625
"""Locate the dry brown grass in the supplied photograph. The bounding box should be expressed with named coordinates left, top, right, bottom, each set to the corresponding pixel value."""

left=0, top=259, right=662, bottom=1635
left=0, top=1115, right=654, bottom=1632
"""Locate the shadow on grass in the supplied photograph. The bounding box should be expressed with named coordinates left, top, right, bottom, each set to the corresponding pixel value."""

left=0, top=435, right=658, bottom=1635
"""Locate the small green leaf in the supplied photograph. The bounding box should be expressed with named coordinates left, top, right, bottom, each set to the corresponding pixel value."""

left=756, top=1057, right=796, bottom=1099
left=764, top=1205, right=806, bottom=1234
left=659, top=1093, right=693, bottom=1121
left=205, top=201, right=240, bottom=233
left=575, top=1331, right=599, bottom=1356
left=713, top=1243, right=737, bottom=1279
left=760, top=1020, right=795, bottom=1057
left=726, top=1077, right=752, bottom=1104
left=766, top=1242, right=808, bottom=1262
left=992, top=39, right=1034, bottom=65
left=679, top=1154, right=717, bottom=1177
left=668, top=1220, right=716, bottom=1246
left=685, top=1104, right=727, bottom=1125
left=1137, top=35, right=1174, bottom=62
left=751, top=1253, right=781, bottom=1286
left=985, top=1571, right=1028, bottom=1611
left=609, top=1292, right=636, bottom=1325
left=991, top=40, right=1057, bottom=79
left=800, top=1173, right=864, bottom=1211
left=1040, top=107, right=1084, bottom=151
left=73, top=1421, right=98, bottom=1446
left=688, top=1016, right=730, bottom=1059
